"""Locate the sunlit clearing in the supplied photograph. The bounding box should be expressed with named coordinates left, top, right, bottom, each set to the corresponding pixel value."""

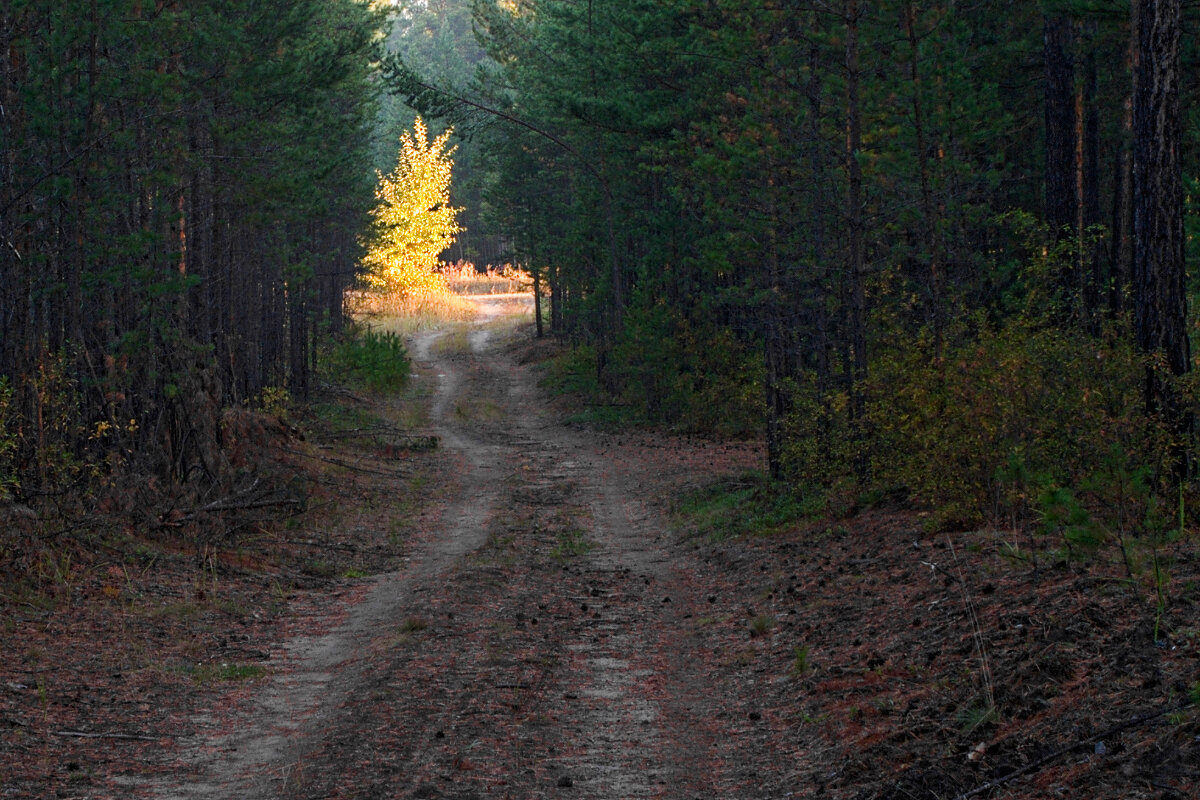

left=441, top=261, right=533, bottom=296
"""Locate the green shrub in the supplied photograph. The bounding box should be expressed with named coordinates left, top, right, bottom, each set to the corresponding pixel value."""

left=779, top=299, right=1180, bottom=534
left=779, top=373, right=857, bottom=491
left=862, top=316, right=1157, bottom=529
left=0, top=377, right=17, bottom=500
left=327, top=326, right=410, bottom=393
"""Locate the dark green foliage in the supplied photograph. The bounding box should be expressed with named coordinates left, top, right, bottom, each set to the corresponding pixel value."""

left=328, top=328, right=411, bottom=394
left=1, top=0, right=384, bottom=498
left=540, top=346, right=639, bottom=428
left=383, top=0, right=1200, bottom=534
left=541, top=346, right=605, bottom=404
left=609, top=302, right=762, bottom=436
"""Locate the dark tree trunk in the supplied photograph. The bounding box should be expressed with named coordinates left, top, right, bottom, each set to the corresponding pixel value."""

left=845, top=0, right=868, bottom=480
left=532, top=267, right=544, bottom=338
left=905, top=1, right=941, bottom=353
left=1043, top=14, right=1077, bottom=244
left=1132, top=0, right=1190, bottom=461
left=1110, top=18, right=1136, bottom=314
left=764, top=180, right=787, bottom=481
left=1080, top=25, right=1101, bottom=324
left=550, top=263, right=563, bottom=337
left=807, top=64, right=830, bottom=393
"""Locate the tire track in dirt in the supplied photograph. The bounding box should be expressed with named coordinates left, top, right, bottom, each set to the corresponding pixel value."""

left=441, top=319, right=752, bottom=798
left=547, top=430, right=745, bottom=798
left=143, top=320, right=509, bottom=799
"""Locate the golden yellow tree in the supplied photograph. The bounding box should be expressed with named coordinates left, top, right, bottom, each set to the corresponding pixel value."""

left=363, top=117, right=463, bottom=295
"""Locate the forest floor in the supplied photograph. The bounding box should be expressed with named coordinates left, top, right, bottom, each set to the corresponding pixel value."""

left=2, top=296, right=1199, bottom=799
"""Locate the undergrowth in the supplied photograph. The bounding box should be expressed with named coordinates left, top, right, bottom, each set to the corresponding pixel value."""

left=671, top=472, right=821, bottom=541
left=540, top=345, right=645, bottom=429
left=540, top=313, right=761, bottom=436
left=349, top=288, right=476, bottom=335
left=441, top=262, right=531, bottom=295
left=302, top=402, right=386, bottom=435
left=326, top=325, right=410, bottom=393
left=0, top=377, right=17, bottom=501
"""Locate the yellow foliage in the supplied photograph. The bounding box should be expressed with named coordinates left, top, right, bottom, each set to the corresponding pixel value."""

left=362, top=117, right=463, bottom=296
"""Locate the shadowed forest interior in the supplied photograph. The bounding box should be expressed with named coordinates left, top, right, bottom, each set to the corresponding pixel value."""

left=4, top=1, right=1200, bottom=530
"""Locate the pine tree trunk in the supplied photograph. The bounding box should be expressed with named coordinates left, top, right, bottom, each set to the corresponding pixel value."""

left=904, top=2, right=941, bottom=354
left=551, top=272, right=563, bottom=336
left=1132, top=0, right=1190, bottom=465
left=533, top=265, right=544, bottom=339
left=764, top=181, right=786, bottom=481
left=845, top=0, right=868, bottom=480
left=1080, top=23, right=1101, bottom=325
left=1110, top=17, right=1136, bottom=314
left=806, top=29, right=832, bottom=398
left=1043, top=14, right=1077, bottom=241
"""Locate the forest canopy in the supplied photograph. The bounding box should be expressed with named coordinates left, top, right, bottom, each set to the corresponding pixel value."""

left=2, top=0, right=1199, bottom=535
left=1, top=0, right=385, bottom=497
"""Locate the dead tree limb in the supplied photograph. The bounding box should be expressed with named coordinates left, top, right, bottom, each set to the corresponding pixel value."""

left=54, top=730, right=160, bottom=742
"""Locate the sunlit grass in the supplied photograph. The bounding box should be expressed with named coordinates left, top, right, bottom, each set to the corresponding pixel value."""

left=481, top=297, right=537, bottom=323
left=347, top=262, right=534, bottom=339
left=442, top=262, right=532, bottom=295
left=430, top=327, right=471, bottom=356
left=348, top=289, right=476, bottom=336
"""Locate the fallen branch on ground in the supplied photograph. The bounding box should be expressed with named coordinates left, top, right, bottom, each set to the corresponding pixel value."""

left=312, top=427, right=438, bottom=451
left=282, top=448, right=410, bottom=478
left=178, top=495, right=302, bottom=522
left=54, top=730, right=160, bottom=742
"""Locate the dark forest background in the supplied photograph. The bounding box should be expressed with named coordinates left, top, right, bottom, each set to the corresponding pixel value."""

left=3, top=0, right=1199, bottom=533
left=390, top=0, right=1200, bottom=530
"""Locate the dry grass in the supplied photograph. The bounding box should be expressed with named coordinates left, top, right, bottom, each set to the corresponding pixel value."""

left=348, top=289, right=477, bottom=337
left=441, top=262, right=532, bottom=296
left=347, top=262, right=534, bottom=337
left=429, top=328, right=471, bottom=356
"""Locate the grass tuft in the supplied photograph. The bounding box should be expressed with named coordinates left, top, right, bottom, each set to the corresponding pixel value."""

left=551, top=529, right=597, bottom=562
left=187, top=662, right=267, bottom=684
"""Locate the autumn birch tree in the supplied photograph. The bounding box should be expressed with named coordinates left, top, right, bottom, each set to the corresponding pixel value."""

left=363, top=118, right=463, bottom=296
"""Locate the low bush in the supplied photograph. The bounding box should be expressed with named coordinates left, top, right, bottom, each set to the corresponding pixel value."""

left=865, top=315, right=1157, bottom=530
left=672, top=472, right=820, bottom=541
left=327, top=326, right=411, bottom=394
left=0, top=377, right=17, bottom=500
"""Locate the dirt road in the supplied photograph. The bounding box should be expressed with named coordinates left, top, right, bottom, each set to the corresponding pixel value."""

left=151, top=298, right=779, bottom=798
left=24, top=298, right=1191, bottom=800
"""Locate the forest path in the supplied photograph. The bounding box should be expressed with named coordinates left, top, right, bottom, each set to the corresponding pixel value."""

left=149, top=296, right=773, bottom=799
